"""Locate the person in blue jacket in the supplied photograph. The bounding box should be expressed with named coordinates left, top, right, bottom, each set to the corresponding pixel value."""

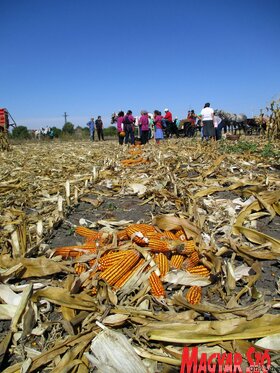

left=87, top=117, right=95, bottom=141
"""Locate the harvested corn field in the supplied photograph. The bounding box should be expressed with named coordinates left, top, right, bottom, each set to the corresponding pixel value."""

left=0, top=138, right=280, bottom=372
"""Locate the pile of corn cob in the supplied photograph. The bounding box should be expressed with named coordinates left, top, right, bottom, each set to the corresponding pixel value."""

left=53, top=223, right=210, bottom=304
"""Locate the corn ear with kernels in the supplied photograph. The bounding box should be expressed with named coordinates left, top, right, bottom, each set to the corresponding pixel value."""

left=98, top=250, right=129, bottom=271
left=186, top=285, right=202, bottom=305
left=170, top=254, right=185, bottom=269
left=99, top=250, right=140, bottom=286
left=187, top=265, right=210, bottom=277
left=184, top=251, right=200, bottom=269
left=114, top=258, right=145, bottom=289
left=153, top=253, right=169, bottom=277
left=149, top=271, right=165, bottom=297
left=74, top=262, right=87, bottom=275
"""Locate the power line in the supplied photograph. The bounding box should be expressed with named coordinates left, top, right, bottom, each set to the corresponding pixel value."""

left=63, top=112, right=68, bottom=124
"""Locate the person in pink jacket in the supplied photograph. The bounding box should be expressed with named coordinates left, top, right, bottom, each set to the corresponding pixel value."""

left=153, top=110, right=164, bottom=144
left=139, top=110, right=149, bottom=144
left=116, top=111, right=125, bottom=145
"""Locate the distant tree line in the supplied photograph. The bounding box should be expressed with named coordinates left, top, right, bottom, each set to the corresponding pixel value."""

left=10, top=122, right=117, bottom=140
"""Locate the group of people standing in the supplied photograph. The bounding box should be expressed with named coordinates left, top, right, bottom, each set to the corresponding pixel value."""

left=88, top=102, right=223, bottom=145
left=86, top=116, right=105, bottom=141
left=115, top=108, right=178, bottom=145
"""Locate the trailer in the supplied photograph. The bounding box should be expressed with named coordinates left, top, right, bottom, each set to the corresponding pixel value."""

left=0, top=108, right=16, bottom=150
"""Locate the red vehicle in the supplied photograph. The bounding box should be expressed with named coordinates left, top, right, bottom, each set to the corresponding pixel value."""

left=0, top=108, right=16, bottom=131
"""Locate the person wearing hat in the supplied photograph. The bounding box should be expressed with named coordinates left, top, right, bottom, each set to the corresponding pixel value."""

left=162, top=108, right=173, bottom=138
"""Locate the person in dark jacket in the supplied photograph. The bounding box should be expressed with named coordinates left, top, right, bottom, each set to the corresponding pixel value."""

left=123, top=110, right=135, bottom=145
left=95, top=116, right=104, bottom=141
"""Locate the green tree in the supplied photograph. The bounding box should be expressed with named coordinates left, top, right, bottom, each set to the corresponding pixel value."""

left=62, top=122, right=74, bottom=135
left=12, top=126, right=31, bottom=139
left=52, top=127, right=62, bottom=138
left=104, top=126, right=117, bottom=137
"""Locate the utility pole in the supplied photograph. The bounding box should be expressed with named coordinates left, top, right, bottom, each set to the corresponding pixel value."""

left=63, top=112, right=68, bottom=124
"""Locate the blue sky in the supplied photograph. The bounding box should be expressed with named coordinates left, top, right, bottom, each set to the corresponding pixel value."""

left=1, top=0, right=280, bottom=129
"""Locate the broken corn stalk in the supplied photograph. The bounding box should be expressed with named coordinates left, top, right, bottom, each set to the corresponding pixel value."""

left=186, top=285, right=202, bottom=305
left=99, top=250, right=140, bottom=286
left=149, top=271, right=165, bottom=297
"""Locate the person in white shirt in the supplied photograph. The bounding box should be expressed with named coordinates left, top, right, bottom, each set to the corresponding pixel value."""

left=200, top=102, right=215, bottom=139
left=214, top=113, right=222, bottom=140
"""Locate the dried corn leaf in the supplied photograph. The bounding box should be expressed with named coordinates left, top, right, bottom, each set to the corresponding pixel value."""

left=140, top=314, right=280, bottom=343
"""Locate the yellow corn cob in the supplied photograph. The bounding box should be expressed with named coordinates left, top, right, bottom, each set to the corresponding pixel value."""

left=99, top=250, right=140, bottom=286
left=170, top=254, right=185, bottom=269
left=186, top=286, right=202, bottom=305
left=149, top=271, right=166, bottom=297
left=184, top=251, right=200, bottom=269
left=163, top=231, right=177, bottom=240
left=187, top=265, right=210, bottom=277
left=98, top=251, right=129, bottom=271
left=175, top=229, right=187, bottom=241
left=154, top=253, right=169, bottom=277
left=126, top=224, right=156, bottom=238
left=148, top=238, right=171, bottom=253
left=114, top=258, right=145, bottom=289
left=91, top=287, right=97, bottom=296
left=74, top=263, right=87, bottom=275
left=75, top=226, right=102, bottom=239
left=117, top=229, right=129, bottom=241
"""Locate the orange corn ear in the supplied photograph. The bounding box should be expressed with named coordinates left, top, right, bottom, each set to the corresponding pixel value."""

left=75, top=226, right=101, bottom=239
left=117, top=230, right=129, bottom=241
left=154, top=253, right=169, bottom=277
left=98, top=251, right=129, bottom=271
left=126, top=224, right=156, bottom=238
left=170, top=254, right=185, bottom=269
left=114, top=258, right=145, bottom=289
left=99, top=250, right=140, bottom=286
left=145, top=231, right=166, bottom=240
left=179, top=239, right=196, bottom=255
left=163, top=231, right=177, bottom=240
left=74, top=263, right=87, bottom=275
left=187, top=265, right=210, bottom=277
left=91, top=287, right=98, bottom=296
left=54, top=246, right=96, bottom=258
left=184, top=251, right=200, bottom=269
left=148, top=238, right=171, bottom=253
left=175, top=229, right=187, bottom=241
left=149, top=271, right=165, bottom=297
left=186, top=286, right=202, bottom=305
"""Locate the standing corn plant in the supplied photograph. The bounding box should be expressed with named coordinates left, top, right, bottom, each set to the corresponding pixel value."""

left=266, top=100, right=280, bottom=140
